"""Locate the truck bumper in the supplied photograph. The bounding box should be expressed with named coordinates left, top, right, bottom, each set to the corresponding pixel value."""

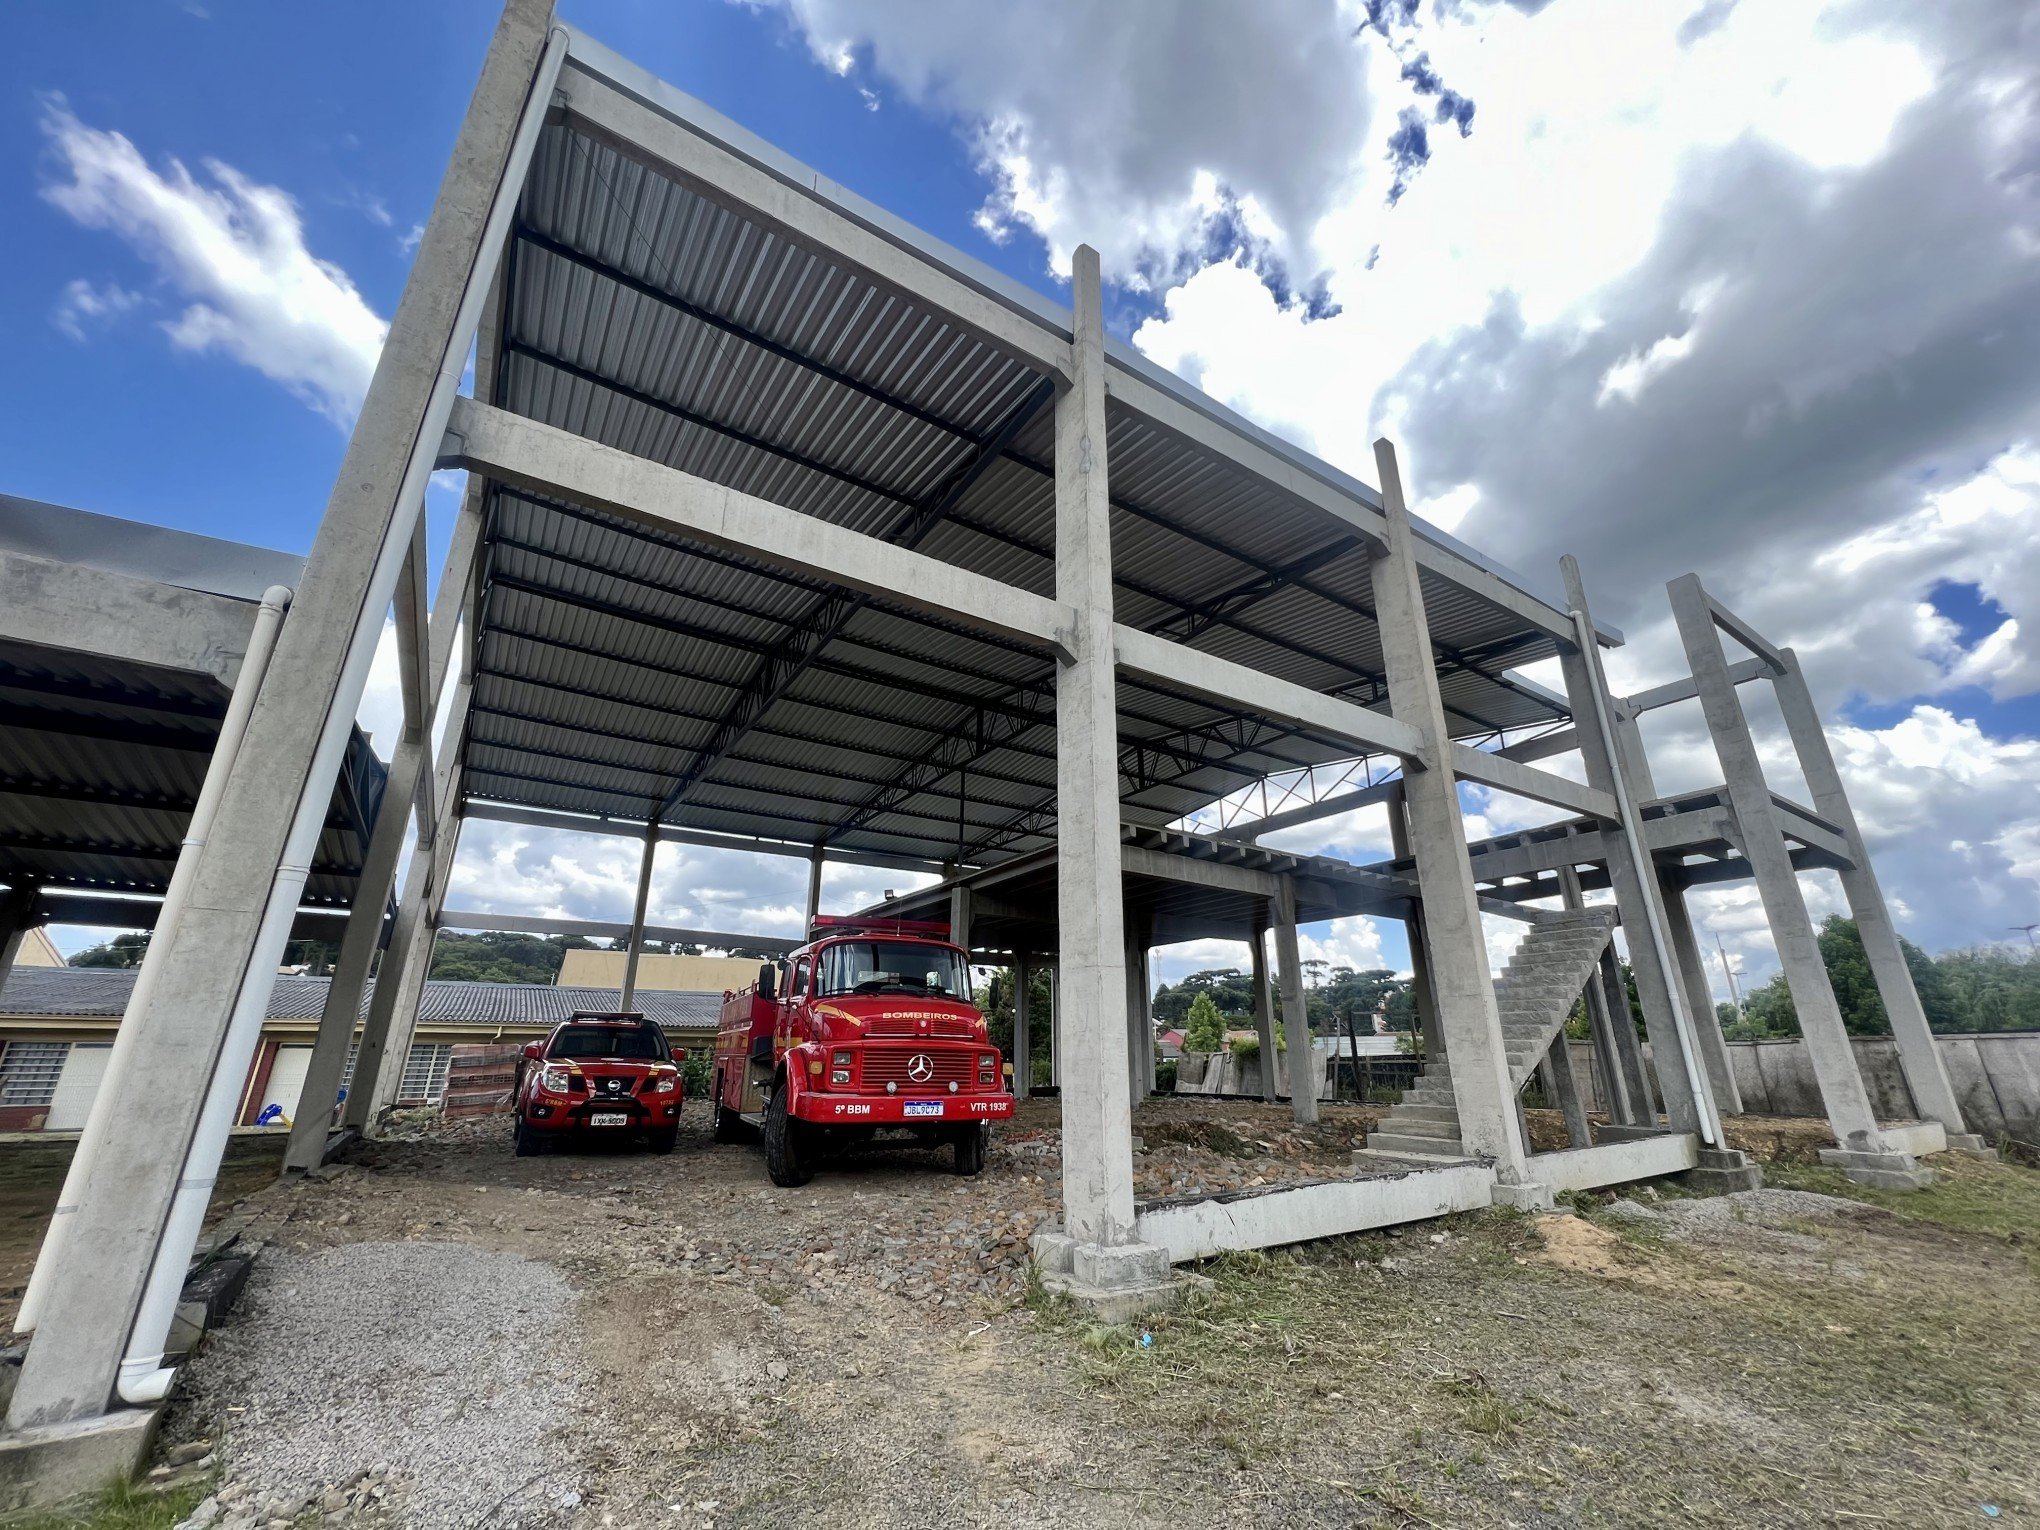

left=795, top=1093, right=1014, bottom=1126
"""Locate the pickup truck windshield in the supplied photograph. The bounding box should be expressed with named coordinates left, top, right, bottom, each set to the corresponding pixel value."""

left=548, top=1025, right=668, bottom=1061
left=816, top=941, right=970, bottom=1000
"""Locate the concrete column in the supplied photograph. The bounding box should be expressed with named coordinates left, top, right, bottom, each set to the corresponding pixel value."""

left=1667, top=575, right=1890, bottom=1160
left=1012, top=952, right=1031, bottom=1101
left=1047, top=959, right=1060, bottom=1089
left=1367, top=443, right=1526, bottom=1185
left=1542, top=1035, right=1592, bottom=1147
left=804, top=844, right=825, bottom=933
left=1123, top=925, right=1150, bottom=1099
left=1387, top=785, right=1442, bottom=1064
left=286, top=502, right=482, bottom=1174
left=1249, top=915, right=1278, bottom=1100
left=1559, top=557, right=1716, bottom=1142
left=1272, top=876, right=1318, bottom=1125
left=618, top=826, right=659, bottom=1012
left=8, top=0, right=564, bottom=1430
left=1773, top=648, right=1978, bottom=1146
left=1559, top=865, right=1641, bottom=1124
left=1046, top=245, right=1137, bottom=1253
left=949, top=884, right=973, bottom=958
left=1660, top=876, right=1744, bottom=1114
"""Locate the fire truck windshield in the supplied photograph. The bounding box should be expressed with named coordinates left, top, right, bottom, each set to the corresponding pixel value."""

left=816, top=941, right=970, bottom=1000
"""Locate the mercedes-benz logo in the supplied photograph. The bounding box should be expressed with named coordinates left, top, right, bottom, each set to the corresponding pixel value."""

left=906, top=1053, right=935, bottom=1082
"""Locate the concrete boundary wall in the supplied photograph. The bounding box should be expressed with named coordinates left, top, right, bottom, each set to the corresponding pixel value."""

left=1135, top=1164, right=1496, bottom=1264
left=1560, top=1032, right=2040, bottom=1146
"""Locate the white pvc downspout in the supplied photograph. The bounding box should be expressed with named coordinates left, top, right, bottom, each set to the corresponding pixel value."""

left=1569, top=606, right=1722, bottom=1149
left=115, top=25, right=569, bottom=1406
left=15, top=585, right=293, bottom=1341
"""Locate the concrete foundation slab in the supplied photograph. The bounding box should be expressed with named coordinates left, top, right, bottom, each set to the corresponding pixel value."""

left=1030, top=1228, right=1186, bottom=1323
left=1876, top=1121, right=1947, bottom=1159
left=1942, top=1132, right=1998, bottom=1159
left=0, top=1407, right=160, bottom=1513
left=1818, top=1147, right=1934, bottom=1191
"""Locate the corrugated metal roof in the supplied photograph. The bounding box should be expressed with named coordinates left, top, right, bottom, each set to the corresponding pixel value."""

left=0, top=966, right=725, bottom=1030
left=457, top=105, right=1576, bottom=869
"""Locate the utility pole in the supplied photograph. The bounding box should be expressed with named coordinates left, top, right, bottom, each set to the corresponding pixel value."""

left=1714, top=933, right=1742, bottom=1014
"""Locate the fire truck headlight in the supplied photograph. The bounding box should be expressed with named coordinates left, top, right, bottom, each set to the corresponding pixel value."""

left=948, top=1080, right=959, bottom=1094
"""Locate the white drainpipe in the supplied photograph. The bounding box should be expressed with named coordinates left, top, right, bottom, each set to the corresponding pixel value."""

left=15, top=585, right=293, bottom=1340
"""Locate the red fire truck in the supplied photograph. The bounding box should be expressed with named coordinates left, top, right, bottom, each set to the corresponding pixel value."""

left=711, top=916, right=1014, bottom=1187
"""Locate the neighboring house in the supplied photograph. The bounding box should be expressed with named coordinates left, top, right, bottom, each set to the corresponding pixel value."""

left=0, top=967, right=723, bottom=1132
left=12, top=929, right=63, bottom=969
left=1157, top=1029, right=1185, bottom=1060
left=555, top=948, right=765, bottom=994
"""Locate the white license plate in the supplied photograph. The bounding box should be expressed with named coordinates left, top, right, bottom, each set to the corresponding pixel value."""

left=589, top=1112, right=629, bottom=1127
left=902, top=1101, right=943, bottom=1118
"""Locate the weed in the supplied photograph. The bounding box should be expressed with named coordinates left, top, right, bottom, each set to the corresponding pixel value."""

left=2, top=1479, right=211, bottom=1530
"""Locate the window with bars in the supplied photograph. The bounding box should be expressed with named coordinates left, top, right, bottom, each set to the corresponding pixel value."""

left=0, top=1042, right=70, bottom=1108
left=399, top=1044, right=453, bottom=1105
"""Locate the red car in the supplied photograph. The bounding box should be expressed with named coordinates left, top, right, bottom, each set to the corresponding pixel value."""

left=513, top=1012, right=683, bottom=1156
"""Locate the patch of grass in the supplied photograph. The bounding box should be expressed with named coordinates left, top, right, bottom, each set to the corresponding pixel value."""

left=1765, top=1149, right=2040, bottom=1261
left=2, top=1479, right=210, bottom=1530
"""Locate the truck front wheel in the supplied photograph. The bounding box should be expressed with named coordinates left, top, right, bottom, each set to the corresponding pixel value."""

left=762, top=1080, right=814, bottom=1187
left=952, top=1123, right=987, bottom=1177
left=514, top=1119, right=544, bottom=1158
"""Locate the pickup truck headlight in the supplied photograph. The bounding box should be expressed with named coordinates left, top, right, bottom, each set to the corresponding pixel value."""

left=539, top=1066, right=572, bottom=1094
left=654, top=1076, right=678, bottom=1094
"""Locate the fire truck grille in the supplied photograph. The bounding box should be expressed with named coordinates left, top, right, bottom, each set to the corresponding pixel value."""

left=861, top=1047, right=975, bottom=1091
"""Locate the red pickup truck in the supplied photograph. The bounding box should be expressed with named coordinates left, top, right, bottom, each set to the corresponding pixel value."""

left=711, top=918, right=1014, bottom=1186
left=513, top=1012, right=683, bottom=1156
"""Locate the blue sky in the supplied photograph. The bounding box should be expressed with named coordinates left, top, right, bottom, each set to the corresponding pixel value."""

left=8, top=0, right=2038, bottom=992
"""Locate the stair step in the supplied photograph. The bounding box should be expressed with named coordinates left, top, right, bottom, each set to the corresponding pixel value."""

left=1388, top=1103, right=1461, bottom=1123
left=1367, top=1131, right=1471, bottom=1158
left=1379, top=1115, right=1465, bottom=1140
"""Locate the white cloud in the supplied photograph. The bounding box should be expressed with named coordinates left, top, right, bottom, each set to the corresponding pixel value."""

left=743, top=0, right=1374, bottom=284
left=39, top=96, right=387, bottom=423
left=51, top=277, right=142, bottom=340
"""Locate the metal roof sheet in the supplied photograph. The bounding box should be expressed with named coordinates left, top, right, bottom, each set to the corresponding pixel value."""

left=456, top=94, right=1581, bottom=870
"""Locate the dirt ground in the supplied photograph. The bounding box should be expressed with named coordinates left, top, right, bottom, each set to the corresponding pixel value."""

left=105, top=1099, right=2038, bottom=1530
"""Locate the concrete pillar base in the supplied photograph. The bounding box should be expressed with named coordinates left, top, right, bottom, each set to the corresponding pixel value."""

left=0, top=1407, right=161, bottom=1512
left=1489, top=1180, right=1556, bottom=1212
left=1031, top=1228, right=1185, bottom=1325
left=1818, top=1147, right=1934, bottom=1191
left=1942, top=1133, right=1998, bottom=1159
left=1683, top=1147, right=1763, bottom=1195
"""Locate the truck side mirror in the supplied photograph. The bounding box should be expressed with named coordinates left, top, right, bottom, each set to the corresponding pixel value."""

left=522, top=1041, right=543, bottom=1061
left=757, top=962, right=778, bottom=1001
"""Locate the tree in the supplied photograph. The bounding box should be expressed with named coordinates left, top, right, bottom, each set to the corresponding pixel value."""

left=1183, top=990, right=1226, bottom=1052
left=428, top=931, right=595, bottom=984
left=70, top=931, right=150, bottom=968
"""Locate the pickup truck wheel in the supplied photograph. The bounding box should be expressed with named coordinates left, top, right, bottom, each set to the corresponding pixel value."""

left=762, top=1080, right=813, bottom=1187
left=514, top=1120, right=544, bottom=1158
left=646, top=1126, right=678, bottom=1155
left=952, top=1123, right=987, bottom=1177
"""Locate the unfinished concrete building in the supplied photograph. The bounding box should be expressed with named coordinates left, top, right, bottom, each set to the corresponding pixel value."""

left=0, top=0, right=1994, bottom=1478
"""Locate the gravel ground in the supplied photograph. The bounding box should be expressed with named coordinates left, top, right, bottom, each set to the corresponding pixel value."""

left=149, top=1101, right=2040, bottom=1528
left=176, top=1241, right=583, bottom=1529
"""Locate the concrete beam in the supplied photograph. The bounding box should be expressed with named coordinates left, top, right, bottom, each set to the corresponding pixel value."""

left=1120, top=843, right=1280, bottom=899
left=1137, top=1163, right=1496, bottom=1264
left=1112, top=625, right=1425, bottom=763
left=1531, top=1134, right=1698, bottom=1194
left=0, top=548, right=254, bottom=686
left=460, top=800, right=953, bottom=876
left=1494, top=727, right=1578, bottom=764
left=1703, top=591, right=1789, bottom=674
left=446, top=398, right=1073, bottom=654
left=1623, top=657, right=1770, bottom=716
left=1228, top=775, right=1403, bottom=841
left=1448, top=743, right=1617, bottom=822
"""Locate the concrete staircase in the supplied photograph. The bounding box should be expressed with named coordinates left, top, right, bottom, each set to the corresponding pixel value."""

left=1365, top=909, right=1616, bottom=1159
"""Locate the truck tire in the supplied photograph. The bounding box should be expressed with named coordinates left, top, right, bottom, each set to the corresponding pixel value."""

left=712, top=1074, right=744, bottom=1143
left=952, top=1123, right=987, bottom=1177
left=762, top=1080, right=813, bottom=1187
left=514, top=1119, right=544, bottom=1158
left=646, top=1126, right=678, bottom=1155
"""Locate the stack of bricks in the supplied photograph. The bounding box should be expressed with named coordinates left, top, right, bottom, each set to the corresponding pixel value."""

left=442, top=1043, right=523, bottom=1118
